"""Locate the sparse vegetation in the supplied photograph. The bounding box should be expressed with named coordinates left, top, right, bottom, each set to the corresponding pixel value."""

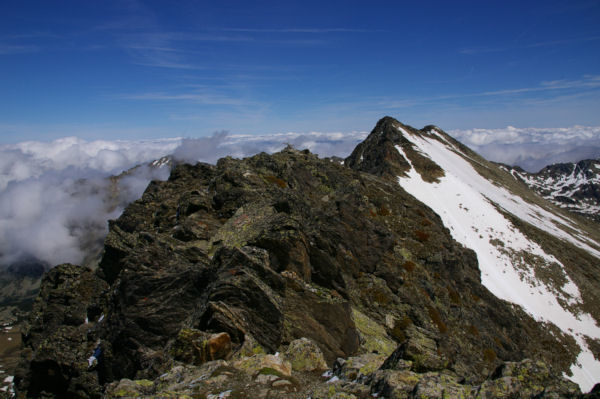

left=402, top=260, right=416, bottom=273
left=264, top=175, right=286, bottom=188
left=427, top=304, right=447, bottom=334
left=447, top=286, right=461, bottom=305
left=483, top=348, right=497, bottom=363
left=414, top=230, right=429, bottom=242
left=467, top=325, right=479, bottom=336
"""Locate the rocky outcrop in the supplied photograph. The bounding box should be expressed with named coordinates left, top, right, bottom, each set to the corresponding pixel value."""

left=14, top=121, right=595, bottom=397
left=16, top=264, right=108, bottom=398
left=97, top=345, right=582, bottom=398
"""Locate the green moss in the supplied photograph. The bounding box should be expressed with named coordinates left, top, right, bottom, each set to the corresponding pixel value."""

left=114, top=389, right=139, bottom=397
left=351, top=308, right=396, bottom=356
left=358, top=361, right=379, bottom=375
left=397, top=246, right=412, bottom=260
left=134, top=379, right=154, bottom=387
left=258, top=367, right=286, bottom=378
left=328, top=385, right=336, bottom=396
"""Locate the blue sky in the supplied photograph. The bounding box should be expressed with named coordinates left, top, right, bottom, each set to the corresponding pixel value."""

left=1, top=0, right=600, bottom=143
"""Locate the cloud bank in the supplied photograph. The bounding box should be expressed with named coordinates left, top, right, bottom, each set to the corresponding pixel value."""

left=450, top=125, right=600, bottom=172
left=0, top=131, right=366, bottom=271
left=1, top=125, right=598, bottom=271
left=0, top=137, right=181, bottom=269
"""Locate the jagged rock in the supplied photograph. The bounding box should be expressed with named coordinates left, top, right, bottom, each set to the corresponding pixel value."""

left=475, top=359, right=581, bottom=398
left=15, top=263, right=108, bottom=398
left=310, top=381, right=370, bottom=398
left=333, top=352, right=388, bottom=381
left=370, top=369, right=423, bottom=398
left=412, top=372, right=472, bottom=398
left=351, top=307, right=396, bottom=358
left=284, top=337, right=328, bottom=372
left=370, top=359, right=582, bottom=399
left=233, top=353, right=292, bottom=378
left=381, top=325, right=448, bottom=373
left=104, top=378, right=155, bottom=398
left=14, top=118, right=596, bottom=397
left=170, top=329, right=232, bottom=365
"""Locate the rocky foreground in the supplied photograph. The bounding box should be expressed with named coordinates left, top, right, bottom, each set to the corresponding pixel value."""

left=11, top=123, right=600, bottom=397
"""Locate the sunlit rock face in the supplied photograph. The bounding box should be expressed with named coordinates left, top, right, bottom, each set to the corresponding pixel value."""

left=13, top=118, right=600, bottom=397
left=348, top=116, right=600, bottom=392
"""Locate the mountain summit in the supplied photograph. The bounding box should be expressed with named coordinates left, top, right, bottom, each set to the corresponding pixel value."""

left=348, top=117, right=600, bottom=390
left=13, top=118, right=600, bottom=398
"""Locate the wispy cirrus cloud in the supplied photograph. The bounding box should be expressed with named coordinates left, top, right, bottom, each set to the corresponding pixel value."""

left=482, top=75, right=600, bottom=96
left=0, top=44, right=39, bottom=55
left=459, top=35, right=600, bottom=54
left=217, top=27, right=374, bottom=33
left=122, top=91, right=252, bottom=106
left=115, top=30, right=327, bottom=69
left=0, top=31, right=63, bottom=55
left=372, top=75, right=600, bottom=110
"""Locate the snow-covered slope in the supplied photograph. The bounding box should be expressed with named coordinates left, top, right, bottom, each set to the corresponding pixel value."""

left=348, top=118, right=600, bottom=391
left=502, top=160, right=600, bottom=223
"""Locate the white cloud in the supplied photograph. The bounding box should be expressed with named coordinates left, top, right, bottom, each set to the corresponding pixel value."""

left=3, top=125, right=596, bottom=271
left=0, top=136, right=181, bottom=190
left=450, top=125, right=600, bottom=172
left=0, top=131, right=366, bottom=271
left=0, top=137, right=180, bottom=269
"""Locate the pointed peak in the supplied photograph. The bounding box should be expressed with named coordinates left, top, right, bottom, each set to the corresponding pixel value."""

left=373, top=116, right=400, bottom=130
left=346, top=117, right=445, bottom=182
left=373, top=116, right=413, bottom=134
left=370, top=117, right=441, bottom=143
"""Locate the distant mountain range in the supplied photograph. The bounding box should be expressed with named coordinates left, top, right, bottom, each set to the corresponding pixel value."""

left=501, top=160, right=600, bottom=223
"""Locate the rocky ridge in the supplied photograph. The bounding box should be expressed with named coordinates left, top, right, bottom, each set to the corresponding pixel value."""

left=11, top=118, right=600, bottom=397
left=501, top=160, right=600, bottom=223
left=347, top=117, right=600, bottom=390
left=0, top=155, right=174, bottom=390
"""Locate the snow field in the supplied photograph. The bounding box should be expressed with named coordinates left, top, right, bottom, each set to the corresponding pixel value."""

left=394, top=127, right=600, bottom=391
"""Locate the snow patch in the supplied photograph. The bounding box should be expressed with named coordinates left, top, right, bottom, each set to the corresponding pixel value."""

left=394, top=130, right=600, bottom=392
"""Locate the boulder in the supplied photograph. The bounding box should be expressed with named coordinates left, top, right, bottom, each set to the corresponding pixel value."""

left=284, top=337, right=328, bottom=372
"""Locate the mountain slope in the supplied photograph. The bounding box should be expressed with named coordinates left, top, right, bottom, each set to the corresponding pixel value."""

left=501, top=159, right=600, bottom=223
left=15, top=140, right=593, bottom=397
left=347, top=116, right=600, bottom=391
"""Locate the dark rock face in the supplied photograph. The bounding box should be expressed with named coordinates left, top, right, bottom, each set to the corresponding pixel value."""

left=346, top=117, right=445, bottom=183
left=16, top=264, right=108, bottom=398
left=15, top=123, right=589, bottom=397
